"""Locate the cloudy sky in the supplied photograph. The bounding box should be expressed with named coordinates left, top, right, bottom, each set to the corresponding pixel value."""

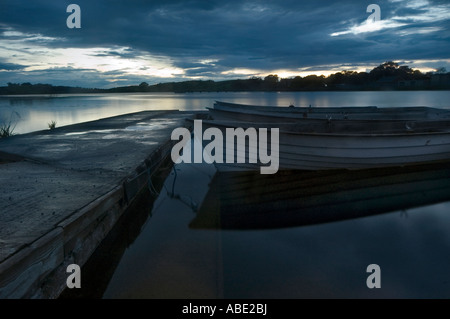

left=0, top=0, right=449, bottom=88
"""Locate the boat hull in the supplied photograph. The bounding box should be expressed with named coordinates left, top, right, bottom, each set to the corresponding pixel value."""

left=208, top=107, right=450, bottom=133
left=213, top=100, right=450, bottom=119
left=197, top=119, right=450, bottom=171
left=210, top=103, right=450, bottom=122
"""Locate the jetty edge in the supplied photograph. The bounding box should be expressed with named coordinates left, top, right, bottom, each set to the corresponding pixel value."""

left=0, top=109, right=206, bottom=298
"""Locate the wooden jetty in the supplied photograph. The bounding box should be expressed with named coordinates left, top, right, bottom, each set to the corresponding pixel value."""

left=0, top=110, right=203, bottom=298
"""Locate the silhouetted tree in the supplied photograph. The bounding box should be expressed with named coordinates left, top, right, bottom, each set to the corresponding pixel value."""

left=263, top=74, right=279, bottom=91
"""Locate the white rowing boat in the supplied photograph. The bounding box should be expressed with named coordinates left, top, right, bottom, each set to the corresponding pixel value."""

left=195, top=119, right=450, bottom=171
left=210, top=101, right=450, bottom=122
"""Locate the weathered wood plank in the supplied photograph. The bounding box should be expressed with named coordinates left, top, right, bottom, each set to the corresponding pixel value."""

left=58, top=186, right=124, bottom=259
left=0, top=228, right=64, bottom=298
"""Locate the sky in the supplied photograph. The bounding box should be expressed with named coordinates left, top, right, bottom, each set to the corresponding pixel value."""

left=0, top=0, right=449, bottom=88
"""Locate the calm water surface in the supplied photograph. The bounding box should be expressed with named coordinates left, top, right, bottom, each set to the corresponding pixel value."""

left=6, top=91, right=449, bottom=298
left=1, top=91, right=450, bottom=134
left=98, top=161, right=450, bottom=299
left=59, top=159, right=450, bottom=299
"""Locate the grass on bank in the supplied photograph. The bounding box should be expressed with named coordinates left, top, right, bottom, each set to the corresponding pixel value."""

left=0, top=123, right=14, bottom=138
left=48, top=120, right=57, bottom=130
left=0, top=111, right=21, bottom=138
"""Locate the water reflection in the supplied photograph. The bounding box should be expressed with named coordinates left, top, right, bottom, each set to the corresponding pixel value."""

left=60, top=159, right=450, bottom=298
left=1, top=91, right=450, bottom=134
left=192, top=161, right=450, bottom=230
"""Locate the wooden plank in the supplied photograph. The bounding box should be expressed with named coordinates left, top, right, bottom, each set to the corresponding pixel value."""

left=0, top=228, right=64, bottom=298
left=124, top=170, right=149, bottom=204
left=58, top=185, right=124, bottom=259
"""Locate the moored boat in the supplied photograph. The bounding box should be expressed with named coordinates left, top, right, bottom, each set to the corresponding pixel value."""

left=211, top=101, right=450, bottom=122
left=194, top=118, right=450, bottom=171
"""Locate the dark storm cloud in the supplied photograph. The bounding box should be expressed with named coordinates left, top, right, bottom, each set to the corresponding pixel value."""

left=90, top=48, right=137, bottom=58
left=0, top=0, right=449, bottom=86
left=0, top=62, right=25, bottom=71
left=0, top=66, right=138, bottom=88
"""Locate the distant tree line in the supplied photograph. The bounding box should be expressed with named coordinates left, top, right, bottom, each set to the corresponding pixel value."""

left=0, top=82, right=103, bottom=95
left=1, top=62, right=449, bottom=95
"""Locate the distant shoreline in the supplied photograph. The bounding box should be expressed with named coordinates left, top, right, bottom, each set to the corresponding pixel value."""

left=1, top=86, right=450, bottom=96
left=2, top=62, right=450, bottom=95
left=1, top=81, right=450, bottom=96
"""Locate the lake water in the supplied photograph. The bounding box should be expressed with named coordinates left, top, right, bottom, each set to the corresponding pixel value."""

left=1, top=91, right=450, bottom=134
left=4, top=91, right=450, bottom=299
left=61, top=160, right=450, bottom=299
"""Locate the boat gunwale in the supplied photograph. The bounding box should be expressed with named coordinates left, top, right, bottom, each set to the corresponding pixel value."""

left=192, top=118, right=450, bottom=138
left=208, top=106, right=450, bottom=122
left=214, top=100, right=447, bottom=113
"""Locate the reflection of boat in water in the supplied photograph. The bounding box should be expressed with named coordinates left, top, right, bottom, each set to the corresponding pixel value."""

left=190, top=161, right=450, bottom=230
